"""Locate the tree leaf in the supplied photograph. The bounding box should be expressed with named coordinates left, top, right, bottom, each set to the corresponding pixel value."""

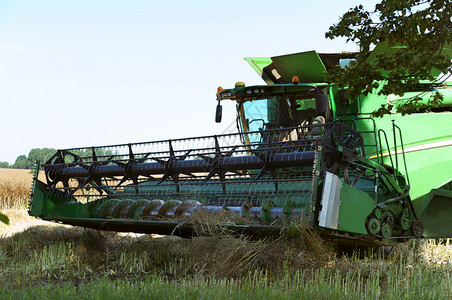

left=325, top=0, right=451, bottom=116
left=0, top=212, right=9, bottom=225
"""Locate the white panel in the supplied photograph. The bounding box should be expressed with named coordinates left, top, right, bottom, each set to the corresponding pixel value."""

left=318, top=172, right=342, bottom=229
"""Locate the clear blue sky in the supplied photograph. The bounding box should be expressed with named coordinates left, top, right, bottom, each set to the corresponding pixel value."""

left=0, top=0, right=378, bottom=164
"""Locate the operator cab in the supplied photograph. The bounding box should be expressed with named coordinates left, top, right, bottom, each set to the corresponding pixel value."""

left=216, top=82, right=331, bottom=145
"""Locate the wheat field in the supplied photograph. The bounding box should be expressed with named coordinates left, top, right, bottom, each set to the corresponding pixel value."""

left=0, top=169, right=33, bottom=209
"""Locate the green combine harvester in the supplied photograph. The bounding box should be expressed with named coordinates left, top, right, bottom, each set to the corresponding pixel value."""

left=29, top=44, right=452, bottom=247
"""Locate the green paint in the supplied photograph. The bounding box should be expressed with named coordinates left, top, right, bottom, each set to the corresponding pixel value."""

left=418, top=189, right=452, bottom=238
left=337, top=184, right=376, bottom=234
left=270, top=51, right=327, bottom=83
left=243, top=57, right=272, bottom=80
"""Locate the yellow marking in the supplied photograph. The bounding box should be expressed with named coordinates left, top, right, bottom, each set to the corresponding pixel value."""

left=369, top=139, right=452, bottom=159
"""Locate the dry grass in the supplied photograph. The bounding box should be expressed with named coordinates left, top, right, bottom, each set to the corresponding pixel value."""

left=3, top=171, right=452, bottom=297
left=2, top=207, right=452, bottom=298
left=0, top=168, right=334, bottom=279
left=0, top=169, right=32, bottom=209
left=0, top=207, right=335, bottom=279
left=0, top=208, right=54, bottom=237
left=183, top=208, right=260, bottom=237
left=0, top=168, right=45, bottom=209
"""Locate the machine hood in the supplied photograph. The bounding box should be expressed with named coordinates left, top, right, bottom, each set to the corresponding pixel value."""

left=245, top=51, right=357, bottom=84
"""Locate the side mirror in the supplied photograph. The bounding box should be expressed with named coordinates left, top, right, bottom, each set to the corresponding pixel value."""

left=215, top=103, right=222, bottom=123
left=315, top=94, right=328, bottom=115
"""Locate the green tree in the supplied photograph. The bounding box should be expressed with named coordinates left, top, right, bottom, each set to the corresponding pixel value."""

left=67, top=148, right=115, bottom=162
left=0, top=161, right=9, bottom=168
left=325, top=0, right=451, bottom=116
left=13, top=148, right=57, bottom=169
left=27, top=148, right=57, bottom=165
left=13, top=155, right=28, bottom=169
left=11, top=148, right=116, bottom=169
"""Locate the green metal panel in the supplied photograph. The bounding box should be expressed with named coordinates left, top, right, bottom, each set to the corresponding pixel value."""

left=54, top=202, right=91, bottom=218
left=243, top=57, right=272, bottom=78
left=271, top=51, right=327, bottom=83
left=29, top=182, right=49, bottom=216
left=404, top=146, right=452, bottom=206
left=337, top=183, right=375, bottom=234
left=29, top=180, right=89, bottom=218
left=418, top=189, right=452, bottom=238
left=354, top=112, right=452, bottom=203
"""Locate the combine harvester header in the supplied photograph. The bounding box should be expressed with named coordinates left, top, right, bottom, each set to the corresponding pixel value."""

left=30, top=43, right=452, bottom=247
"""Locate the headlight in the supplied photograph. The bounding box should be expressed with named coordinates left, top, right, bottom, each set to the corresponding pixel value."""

left=246, top=90, right=252, bottom=95
left=254, top=89, right=259, bottom=94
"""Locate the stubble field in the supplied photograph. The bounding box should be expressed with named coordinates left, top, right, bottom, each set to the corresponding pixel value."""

left=1, top=168, right=452, bottom=299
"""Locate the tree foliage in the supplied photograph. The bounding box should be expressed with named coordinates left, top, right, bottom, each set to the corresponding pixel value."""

left=325, top=0, right=451, bottom=116
left=13, top=148, right=57, bottom=169
left=0, top=161, right=9, bottom=168
left=0, top=212, right=9, bottom=225
left=12, top=148, right=117, bottom=169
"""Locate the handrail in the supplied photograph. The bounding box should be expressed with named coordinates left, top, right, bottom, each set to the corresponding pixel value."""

left=392, top=120, right=410, bottom=186
left=377, top=129, right=395, bottom=177
left=336, top=116, right=380, bottom=160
